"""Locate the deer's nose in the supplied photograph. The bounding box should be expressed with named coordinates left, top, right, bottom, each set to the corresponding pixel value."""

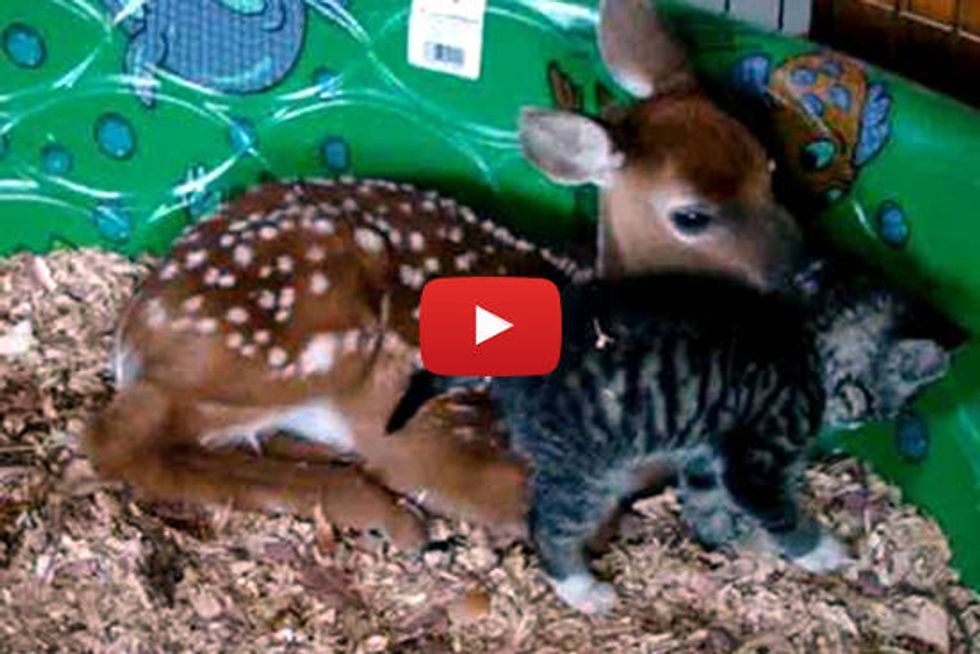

left=760, top=207, right=806, bottom=292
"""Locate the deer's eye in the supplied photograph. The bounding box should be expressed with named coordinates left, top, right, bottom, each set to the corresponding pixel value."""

left=669, top=208, right=714, bottom=234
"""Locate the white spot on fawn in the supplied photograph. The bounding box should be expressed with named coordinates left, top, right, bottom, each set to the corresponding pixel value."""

left=259, top=226, right=278, bottom=241
left=408, top=232, right=426, bottom=252
left=159, top=262, right=179, bottom=281
left=299, top=206, right=317, bottom=227
left=218, top=273, right=236, bottom=288
left=233, top=244, right=253, bottom=268
left=312, top=219, right=335, bottom=235
left=277, top=255, right=294, bottom=275
left=185, top=250, right=208, bottom=270
left=352, top=226, right=385, bottom=254
left=182, top=295, right=204, bottom=313
left=254, top=330, right=271, bottom=345
left=268, top=347, right=288, bottom=368
left=196, top=318, right=218, bottom=334
left=306, top=245, right=326, bottom=263
left=447, top=226, right=464, bottom=243
left=203, top=267, right=221, bottom=286
left=226, top=333, right=244, bottom=349
left=398, top=265, right=425, bottom=290
left=226, top=307, right=249, bottom=324
left=258, top=290, right=276, bottom=310
left=279, top=287, right=296, bottom=308
left=423, top=257, right=440, bottom=273
left=493, top=226, right=515, bottom=245
left=299, top=334, right=336, bottom=375
left=310, top=271, right=330, bottom=295
left=342, top=198, right=358, bottom=212
left=144, top=299, right=168, bottom=327
left=219, top=234, right=236, bottom=248
left=454, top=252, right=477, bottom=271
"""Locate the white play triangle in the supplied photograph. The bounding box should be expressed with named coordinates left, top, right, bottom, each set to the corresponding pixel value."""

left=475, top=305, right=513, bottom=346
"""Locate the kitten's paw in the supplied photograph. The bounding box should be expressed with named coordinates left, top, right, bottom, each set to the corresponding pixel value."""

left=790, top=532, right=851, bottom=574
left=686, top=505, right=739, bottom=548
left=681, top=495, right=754, bottom=548
left=554, top=574, right=618, bottom=615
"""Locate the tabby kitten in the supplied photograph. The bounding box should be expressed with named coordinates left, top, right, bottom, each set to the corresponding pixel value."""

left=388, top=269, right=953, bottom=614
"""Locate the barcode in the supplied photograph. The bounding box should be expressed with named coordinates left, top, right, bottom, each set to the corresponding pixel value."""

left=424, top=42, right=465, bottom=68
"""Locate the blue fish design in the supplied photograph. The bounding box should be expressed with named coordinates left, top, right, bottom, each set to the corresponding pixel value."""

left=731, top=54, right=771, bottom=98
left=854, top=83, right=891, bottom=167
left=895, top=409, right=930, bottom=463
left=101, top=0, right=344, bottom=106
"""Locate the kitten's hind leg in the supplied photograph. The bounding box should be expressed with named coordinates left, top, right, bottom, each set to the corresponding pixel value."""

left=676, top=447, right=754, bottom=548
left=528, top=470, right=623, bottom=615
left=718, top=433, right=850, bottom=573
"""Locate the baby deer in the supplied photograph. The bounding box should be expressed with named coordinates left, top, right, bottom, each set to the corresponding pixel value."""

left=84, top=0, right=803, bottom=548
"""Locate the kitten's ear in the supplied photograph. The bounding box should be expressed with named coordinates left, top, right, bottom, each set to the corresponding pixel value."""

left=888, top=339, right=950, bottom=389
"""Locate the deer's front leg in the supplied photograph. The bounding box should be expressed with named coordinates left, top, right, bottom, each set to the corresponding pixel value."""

left=346, top=384, right=529, bottom=538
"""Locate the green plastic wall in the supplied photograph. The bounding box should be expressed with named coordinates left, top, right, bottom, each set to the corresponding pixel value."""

left=1, top=0, right=978, bottom=587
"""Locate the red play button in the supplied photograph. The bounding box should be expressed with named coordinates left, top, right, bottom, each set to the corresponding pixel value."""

left=419, top=277, right=562, bottom=376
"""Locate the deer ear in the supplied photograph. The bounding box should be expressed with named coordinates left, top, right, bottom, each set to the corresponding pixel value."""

left=519, top=107, right=623, bottom=186
left=598, top=0, right=690, bottom=98
left=888, top=339, right=950, bottom=389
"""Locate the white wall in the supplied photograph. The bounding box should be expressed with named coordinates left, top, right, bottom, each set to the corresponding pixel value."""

left=683, top=0, right=812, bottom=35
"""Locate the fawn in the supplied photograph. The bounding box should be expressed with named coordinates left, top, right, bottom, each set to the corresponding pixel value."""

left=84, top=0, right=805, bottom=549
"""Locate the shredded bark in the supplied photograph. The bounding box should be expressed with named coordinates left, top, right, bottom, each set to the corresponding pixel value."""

left=0, top=250, right=977, bottom=653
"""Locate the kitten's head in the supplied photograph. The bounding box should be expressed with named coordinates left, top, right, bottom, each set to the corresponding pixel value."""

left=796, top=260, right=961, bottom=430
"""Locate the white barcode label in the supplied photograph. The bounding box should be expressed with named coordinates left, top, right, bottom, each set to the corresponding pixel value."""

left=408, top=0, right=486, bottom=80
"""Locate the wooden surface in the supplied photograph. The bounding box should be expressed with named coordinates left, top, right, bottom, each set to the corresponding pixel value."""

left=812, top=0, right=980, bottom=107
